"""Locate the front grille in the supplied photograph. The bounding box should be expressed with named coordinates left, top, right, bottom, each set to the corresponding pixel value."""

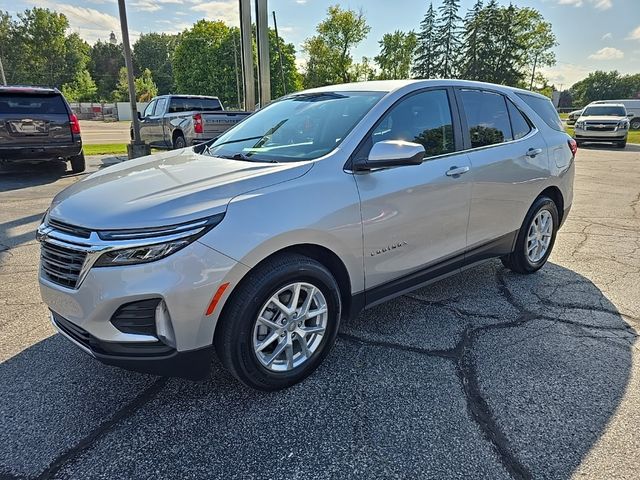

left=48, top=218, right=91, bottom=239
left=41, top=241, right=87, bottom=288
left=585, top=123, right=617, bottom=132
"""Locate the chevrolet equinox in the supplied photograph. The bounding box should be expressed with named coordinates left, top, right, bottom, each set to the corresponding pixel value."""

left=38, top=80, right=576, bottom=390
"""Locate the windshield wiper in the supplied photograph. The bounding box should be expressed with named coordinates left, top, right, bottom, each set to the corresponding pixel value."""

left=217, top=153, right=278, bottom=163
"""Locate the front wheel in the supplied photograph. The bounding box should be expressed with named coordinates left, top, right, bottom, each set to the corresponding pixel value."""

left=215, top=254, right=341, bottom=391
left=616, top=140, right=627, bottom=149
left=501, top=196, right=559, bottom=274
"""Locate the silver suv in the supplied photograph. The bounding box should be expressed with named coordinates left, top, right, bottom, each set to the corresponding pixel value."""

left=574, top=103, right=631, bottom=148
left=37, top=80, right=576, bottom=390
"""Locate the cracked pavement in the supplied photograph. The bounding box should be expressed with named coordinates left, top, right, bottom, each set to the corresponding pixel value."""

left=1, top=146, right=639, bottom=479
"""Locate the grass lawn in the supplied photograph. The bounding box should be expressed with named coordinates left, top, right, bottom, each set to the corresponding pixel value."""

left=83, top=143, right=127, bottom=155
left=559, top=113, right=569, bottom=120
left=565, top=127, right=640, bottom=144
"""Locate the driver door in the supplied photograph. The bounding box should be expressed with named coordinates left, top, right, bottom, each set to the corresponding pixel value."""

left=352, top=88, right=472, bottom=299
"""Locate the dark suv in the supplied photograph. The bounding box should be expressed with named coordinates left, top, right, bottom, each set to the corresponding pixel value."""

left=0, top=86, right=85, bottom=173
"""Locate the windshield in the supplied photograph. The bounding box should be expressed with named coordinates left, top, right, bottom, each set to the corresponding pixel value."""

left=205, top=91, right=385, bottom=163
left=582, top=106, right=626, bottom=117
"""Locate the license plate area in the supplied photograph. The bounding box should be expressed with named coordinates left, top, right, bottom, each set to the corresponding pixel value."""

left=6, top=119, right=50, bottom=136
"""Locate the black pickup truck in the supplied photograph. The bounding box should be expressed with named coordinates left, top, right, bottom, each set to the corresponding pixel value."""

left=0, top=86, right=85, bottom=172
left=136, top=95, right=251, bottom=149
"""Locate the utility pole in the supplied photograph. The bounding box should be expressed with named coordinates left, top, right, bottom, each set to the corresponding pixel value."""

left=0, top=56, right=6, bottom=86
left=232, top=33, right=242, bottom=110
left=272, top=11, right=287, bottom=95
left=239, top=0, right=255, bottom=111
left=255, top=0, right=271, bottom=107
left=529, top=52, right=539, bottom=91
left=117, top=0, right=149, bottom=158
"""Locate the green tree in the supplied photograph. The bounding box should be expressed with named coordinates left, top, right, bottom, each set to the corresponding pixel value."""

left=269, top=28, right=303, bottom=98
left=133, top=33, right=177, bottom=95
left=62, top=69, right=97, bottom=102
left=515, top=7, right=557, bottom=89
left=375, top=31, right=417, bottom=80
left=570, top=71, right=629, bottom=106
left=89, top=40, right=125, bottom=101
left=413, top=2, right=437, bottom=79
left=303, top=5, right=371, bottom=87
left=0, top=8, right=89, bottom=87
left=458, top=1, right=484, bottom=80
left=172, top=20, right=238, bottom=105
left=435, top=0, right=461, bottom=78
left=113, top=67, right=158, bottom=102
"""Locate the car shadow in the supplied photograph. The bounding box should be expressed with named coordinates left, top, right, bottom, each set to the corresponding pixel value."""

left=0, top=261, right=634, bottom=478
left=0, top=160, right=79, bottom=192
left=577, top=143, right=640, bottom=152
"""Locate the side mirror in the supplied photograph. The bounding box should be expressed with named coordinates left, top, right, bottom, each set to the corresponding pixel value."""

left=354, top=140, right=425, bottom=171
left=137, top=111, right=143, bottom=120
left=627, top=113, right=635, bottom=118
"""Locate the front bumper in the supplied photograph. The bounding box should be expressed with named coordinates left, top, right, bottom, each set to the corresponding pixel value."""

left=39, top=240, right=249, bottom=378
left=0, top=140, right=82, bottom=161
left=574, top=128, right=627, bottom=142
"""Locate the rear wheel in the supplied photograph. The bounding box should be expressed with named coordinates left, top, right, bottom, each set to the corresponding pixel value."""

left=501, top=196, right=559, bottom=274
left=215, top=254, right=341, bottom=391
left=69, top=152, right=86, bottom=173
left=173, top=133, right=186, bottom=149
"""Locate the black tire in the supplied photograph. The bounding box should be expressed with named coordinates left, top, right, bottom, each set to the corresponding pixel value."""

left=575, top=140, right=583, bottom=148
left=501, top=196, right=559, bottom=274
left=215, top=253, right=342, bottom=391
left=69, top=152, right=86, bottom=173
left=616, top=140, right=627, bottom=149
left=173, top=133, right=186, bottom=149
left=630, top=118, right=640, bottom=131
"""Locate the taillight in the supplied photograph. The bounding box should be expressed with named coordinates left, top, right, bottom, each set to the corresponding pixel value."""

left=568, top=138, right=578, bottom=156
left=193, top=113, right=203, bottom=134
left=69, top=113, right=81, bottom=135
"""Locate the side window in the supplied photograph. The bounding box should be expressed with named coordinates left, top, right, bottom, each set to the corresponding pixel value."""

left=169, top=97, right=187, bottom=113
left=507, top=100, right=532, bottom=140
left=371, top=89, right=455, bottom=159
left=154, top=98, right=167, bottom=116
left=460, top=90, right=513, bottom=148
left=516, top=93, right=563, bottom=131
left=142, top=100, right=156, bottom=118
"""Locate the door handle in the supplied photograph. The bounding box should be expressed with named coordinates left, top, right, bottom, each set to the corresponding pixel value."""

left=445, top=166, right=470, bottom=177
left=526, top=148, right=543, bottom=157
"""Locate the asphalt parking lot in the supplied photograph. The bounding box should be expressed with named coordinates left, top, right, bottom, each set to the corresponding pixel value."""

left=1, top=146, right=639, bottom=479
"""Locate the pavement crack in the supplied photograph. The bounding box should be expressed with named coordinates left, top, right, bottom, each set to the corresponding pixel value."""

left=338, top=332, right=457, bottom=360
left=34, top=377, right=168, bottom=480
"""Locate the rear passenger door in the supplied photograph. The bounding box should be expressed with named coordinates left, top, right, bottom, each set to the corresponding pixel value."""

left=455, top=88, right=550, bottom=258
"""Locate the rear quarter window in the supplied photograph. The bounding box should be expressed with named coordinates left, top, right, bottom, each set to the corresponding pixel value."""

left=516, top=93, right=563, bottom=132
left=0, top=93, right=67, bottom=114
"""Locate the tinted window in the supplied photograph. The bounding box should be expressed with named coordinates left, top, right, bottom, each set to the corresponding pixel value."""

left=582, top=106, right=626, bottom=116
left=143, top=100, right=156, bottom=117
left=0, top=93, right=67, bottom=114
left=169, top=97, right=222, bottom=113
left=371, top=89, right=455, bottom=159
left=154, top=98, right=168, bottom=115
left=207, top=91, right=384, bottom=163
left=516, top=93, right=563, bottom=131
left=507, top=101, right=532, bottom=140
left=460, top=90, right=512, bottom=148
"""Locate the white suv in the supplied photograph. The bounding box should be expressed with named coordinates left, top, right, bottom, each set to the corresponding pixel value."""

left=574, top=103, right=630, bottom=148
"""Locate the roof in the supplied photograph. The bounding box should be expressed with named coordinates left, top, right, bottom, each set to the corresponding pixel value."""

left=586, top=102, right=625, bottom=107
left=295, top=79, right=549, bottom=100
left=0, top=85, right=59, bottom=94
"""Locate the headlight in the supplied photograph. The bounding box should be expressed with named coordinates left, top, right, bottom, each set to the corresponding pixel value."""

left=575, top=121, right=585, bottom=129
left=618, top=120, right=629, bottom=129
left=94, top=213, right=224, bottom=267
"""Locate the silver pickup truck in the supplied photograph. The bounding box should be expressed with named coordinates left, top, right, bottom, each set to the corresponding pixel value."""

left=136, top=95, right=251, bottom=149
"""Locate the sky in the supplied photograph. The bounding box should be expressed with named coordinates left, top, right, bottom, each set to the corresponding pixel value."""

left=4, top=0, right=640, bottom=87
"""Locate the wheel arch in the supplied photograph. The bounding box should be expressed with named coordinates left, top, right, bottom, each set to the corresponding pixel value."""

left=538, top=186, right=564, bottom=223
left=213, top=243, right=355, bottom=342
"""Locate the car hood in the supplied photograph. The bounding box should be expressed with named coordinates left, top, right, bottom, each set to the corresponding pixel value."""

left=49, top=148, right=313, bottom=230
left=578, top=115, right=625, bottom=122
